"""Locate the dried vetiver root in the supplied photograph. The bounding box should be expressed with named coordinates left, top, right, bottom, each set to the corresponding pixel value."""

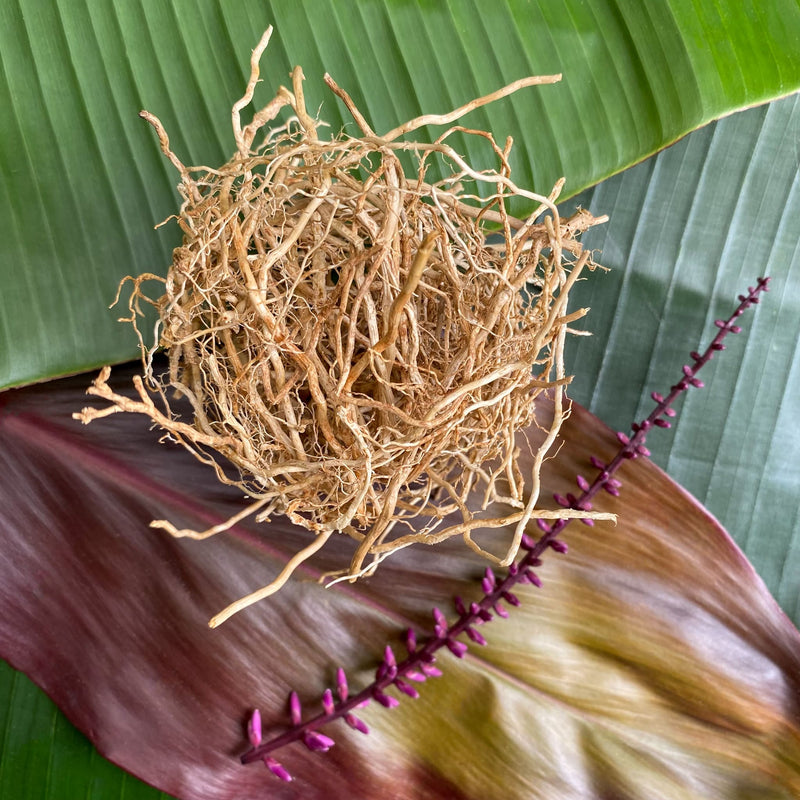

left=75, top=28, right=608, bottom=624
left=241, top=277, right=770, bottom=781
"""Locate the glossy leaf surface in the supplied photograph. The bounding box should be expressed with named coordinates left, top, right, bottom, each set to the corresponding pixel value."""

left=1, top=365, right=798, bottom=799
left=3, top=0, right=800, bottom=388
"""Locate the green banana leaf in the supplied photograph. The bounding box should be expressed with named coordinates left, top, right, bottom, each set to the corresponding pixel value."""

left=2, top=1, right=800, bottom=797
left=2, top=0, right=800, bottom=389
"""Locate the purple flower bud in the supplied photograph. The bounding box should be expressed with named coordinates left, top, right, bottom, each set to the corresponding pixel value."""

left=581, top=517, right=595, bottom=526
left=433, top=607, right=447, bottom=628
left=345, top=714, right=369, bottom=734
left=714, top=319, right=726, bottom=328
left=536, top=519, right=552, bottom=533
left=603, top=484, right=620, bottom=496
left=406, top=669, right=427, bottom=682
left=590, top=455, right=606, bottom=469
left=373, top=689, right=400, bottom=708
left=682, top=365, right=693, bottom=377
left=690, top=377, right=704, bottom=387
left=248, top=709, right=262, bottom=747
left=480, top=577, right=494, bottom=594
left=636, top=444, right=650, bottom=457
left=650, top=391, right=663, bottom=402
left=553, top=493, right=570, bottom=507
left=550, top=539, right=569, bottom=554
left=508, top=563, right=519, bottom=577
left=576, top=474, right=590, bottom=491
left=502, top=591, right=520, bottom=607
left=289, top=691, right=302, bottom=725
left=616, top=431, right=630, bottom=445
left=524, top=569, right=542, bottom=587
left=384, top=645, right=397, bottom=668
left=434, top=623, right=448, bottom=638
left=471, top=602, right=493, bottom=622
left=336, top=668, right=349, bottom=701
left=454, top=596, right=467, bottom=615
left=421, top=662, right=443, bottom=678
left=521, top=533, right=537, bottom=550
left=654, top=418, right=671, bottom=428
left=494, top=602, right=509, bottom=618
left=322, top=688, right=335, bottom=715
left=395, top=679, right=420, bottom=699
left=466, top=627, right=487, bottom=646
left=690, top=351, right=701, bottom=361
left=303, top=730, right=335, bottom=752
left=446, top=639, right=468, bottom=658
left=265, top=757, right=293, bottom=782
left=405, top=628, right=417, bottom=653
left=664, top=407, right=676, bottom=417
left=730, top=324, right=742, bottom=333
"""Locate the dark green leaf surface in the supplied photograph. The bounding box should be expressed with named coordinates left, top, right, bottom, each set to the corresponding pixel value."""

left=563, top=90, right=800, bottom=626
left=3, top=0, right=800, bottom=388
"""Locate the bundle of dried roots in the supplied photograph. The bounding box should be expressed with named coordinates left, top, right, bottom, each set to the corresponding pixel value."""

left=76, top=28, right=608, bottom=626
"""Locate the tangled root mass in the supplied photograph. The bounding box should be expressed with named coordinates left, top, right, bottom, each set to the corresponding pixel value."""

left=76, top=28, right=607, bottom=625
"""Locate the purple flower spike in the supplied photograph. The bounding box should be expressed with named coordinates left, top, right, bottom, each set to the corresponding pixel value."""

left=265, top=757, right=293, bottom=782
left=345, top=714, right=369, bottom=734
left=395, top=679, right=420, bottom=699
left=446, top=639, right=468, bottom=658
left=289, top=691, right=302, bottom=726
left=248, top=709, right=262, bottom=747
left=466, top=627, right=488, bottom=646
left=336, top=667, right=349, bottom=702
left=303, top=730, right=335, bottom=752
left=373, top=689, right=400, bottom=708
left=241, top=277, right=769, bottom=774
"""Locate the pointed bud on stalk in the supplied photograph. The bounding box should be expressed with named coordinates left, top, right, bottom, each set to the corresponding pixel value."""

left=336, top=667, right=348, bottom=701
left=446, top=639, right=468, bottom=658
left=322, top=688, right=335, bottom=715
left=303, top=730, right=335, bottom=752
left=466, top=627, right=487, bottom=646
left=248, top=709, right=262, bottom=747
left=345, top=714, right=369, bottom=734
left=373, top=689, right=400, bottom=708
left=265, top=757, right=293, bottom=782
left=395, top=679, right=420, bottom=699
left=289, top=691, right=302, bottom=725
